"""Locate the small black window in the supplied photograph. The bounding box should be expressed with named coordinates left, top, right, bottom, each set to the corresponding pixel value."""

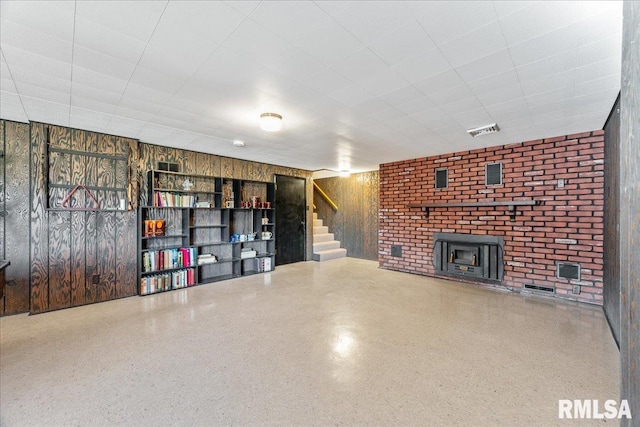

left=485, top=163, right=502, bottom=186
left=435, top=168, right=448, bottom=189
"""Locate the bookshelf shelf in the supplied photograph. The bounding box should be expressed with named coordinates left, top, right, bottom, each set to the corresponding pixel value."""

left=138, top=174, right=276, bottom=296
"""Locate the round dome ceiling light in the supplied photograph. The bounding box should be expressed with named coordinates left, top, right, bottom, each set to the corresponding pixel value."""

left=233, top=140, right=245, bottom=147
left=260, top=112, right=283, bottom=132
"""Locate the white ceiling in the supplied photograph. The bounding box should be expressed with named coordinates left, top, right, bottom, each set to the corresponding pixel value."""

left=0, top=1, right=623, bottom=173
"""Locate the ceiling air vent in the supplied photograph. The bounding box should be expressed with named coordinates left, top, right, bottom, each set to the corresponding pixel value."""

left=467, top=123, right=500, bottom=137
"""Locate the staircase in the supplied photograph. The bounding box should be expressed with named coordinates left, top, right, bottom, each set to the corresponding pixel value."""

left=312, top=212, right=347, bottom=261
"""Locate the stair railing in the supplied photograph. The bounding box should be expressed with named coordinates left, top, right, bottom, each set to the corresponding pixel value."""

left=313, top=182, right=338, bottom=211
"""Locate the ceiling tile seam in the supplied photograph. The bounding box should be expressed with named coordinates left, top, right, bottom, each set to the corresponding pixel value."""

left=0, top=48, right=29, bottom=121
left=407, top=10, right=489, bottom=137
left=483, top=1, right=534, bottom=135
left=106, top=0, right=170, bottom=136
left=141, top=3, right=264, bottom=140
left=68, top=0, right=78, bottom=125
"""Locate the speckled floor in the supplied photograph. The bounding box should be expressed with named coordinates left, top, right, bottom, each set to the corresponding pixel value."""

left=1, top=258, right=619, bottom=426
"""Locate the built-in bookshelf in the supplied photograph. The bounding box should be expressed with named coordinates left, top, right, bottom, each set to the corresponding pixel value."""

left=138, top=172, right=276, bottom=295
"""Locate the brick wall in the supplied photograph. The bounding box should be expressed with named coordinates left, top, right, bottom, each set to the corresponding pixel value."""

left=379, top=130, right=604, bottom=304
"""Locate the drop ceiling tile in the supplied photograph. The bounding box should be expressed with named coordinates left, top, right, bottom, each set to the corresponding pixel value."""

left=116, top=96, right=162, bottom=117
left=492, top=1, right=535, bottom=19
left=439, top=96, right=483, bottom=116
left=574, top=74, right=621, bottom=96
left=576, top=34, right=622, bottom=67
left=14, top=80, right=70, bottom=105
left=161, top=1, right=245, bottom=42
left=224, top=1, right=260, bottom=16
left=520, top=70, right=575, bottom=98
left=366, top=21, right=436, bottom=67
left=71, top=66, right=128, bottom=96
left=474, top=84, right=526, bottom=106
left=0, top=75, right=18, bottom=94
left=326, top=84, right=375, bottom=107
left=508, top=23, right=583, bottom=67
left=137, top=45, right=205, bottom=82
left=294, top=20, right=364, bottom=64
left=426, top=84, right=475, bottom=105
left=410, top=107, right=454, bottom=128
left=220, top=19, right=290, bottom=67
left=75, top=0, right=166, bottom=42
left=1, top=19, right=73, bottom=63
left=576, top=4, right=624, bottom=46
left=483, top=98, right=530, bottom=119
left=70, top=95, right=116, bottom=115
left=1, top=0, right=75, bottom=41
left=1, top=45, right=71, bottom=81
left=20, top=96, right=70, bottom=126
left=147, top=22, right=221, bottom=71
left=378, top=85, right=427, bottom=107
left=71, top=81, right=122, bottom=105
left=455, top=49, right=515, bottom=84
left=248, top=1, right=331, bottom=43
left=0, top=92, right=29, bottom=122
left=393, top=48, right=451, bottom=84
left=266, top=47, right=326, bottom=80
left=439, top=22, right=508, bottom=68
left=9, top=63, right=72, bottom=94
left=73, top=45, right=137, bottom=81
left=327, top=47, right=389, bottom=82
left=498, top=2, right=584, bottom=46
left=129, top=66, right=186, bottom=94
left=393, top=96, right=437, bottom=115
left=357, top=67, right=410, bottom=97
left=412, top=70, right=465, bottom=97
left=515, top=50, right=578, bottom=83
left=467, top=69, right=521, bottom=95
left=299, top=67, right=353, bottom=95
left=327, top=1, right=414, bottom=45
left=73, top=15, right=147, bottom=64
left=409, top=1, right=499, bottom=46
left=574, top=58, right=621, bottom=85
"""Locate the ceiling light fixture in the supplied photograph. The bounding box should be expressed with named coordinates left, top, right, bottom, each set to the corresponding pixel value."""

left=233, top=140, right=245, bottom=147
left=467, top=123, right=500, bottom=137
left=260, top=112, right=283, bottom=132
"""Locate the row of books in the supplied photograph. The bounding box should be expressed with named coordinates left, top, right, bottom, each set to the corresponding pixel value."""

left=142, top=247, right=196, bottom=272
left=140, top=268, right=196, bottom=295
left=154, top=191, right=197, bottom=207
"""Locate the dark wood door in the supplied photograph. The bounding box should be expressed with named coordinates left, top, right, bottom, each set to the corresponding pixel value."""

left=275, top=175, right=306, bottom=265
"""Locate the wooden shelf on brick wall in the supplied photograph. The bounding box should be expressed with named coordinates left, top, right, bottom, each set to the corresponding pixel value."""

left=408, top=200, right=538, bottom=221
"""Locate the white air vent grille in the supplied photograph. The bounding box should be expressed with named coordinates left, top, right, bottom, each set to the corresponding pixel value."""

left=467, top=123, right=500, bottom=137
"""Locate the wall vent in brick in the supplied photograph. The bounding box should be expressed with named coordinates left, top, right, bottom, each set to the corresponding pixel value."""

left=485, top=162, right=502, bottom=185
left=391, top=245, right=402, bottom=257
left=524, top=284, right=555, bottom=293
left=435, top=168, right=448, bottom=189
left=557, top=262, right=581, bottom=280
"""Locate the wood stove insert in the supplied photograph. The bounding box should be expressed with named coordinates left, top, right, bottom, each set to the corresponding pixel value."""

left=434, top=233, right=504, bottom=281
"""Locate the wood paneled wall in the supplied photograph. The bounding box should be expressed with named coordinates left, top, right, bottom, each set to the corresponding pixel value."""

left=29, top=124, right=138, bottom=314
left=0, top=120, right=31, bottom=315
left=314, top=171, right=379, bottom=261
left=139, top=143, right=314, bottom=261
left=603, top=95, right=620, bottom=346
left=0, top=122, right=313, bottom=315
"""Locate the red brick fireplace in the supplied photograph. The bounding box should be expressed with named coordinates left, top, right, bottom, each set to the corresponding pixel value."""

left=379, top=130, right=604, bottom=304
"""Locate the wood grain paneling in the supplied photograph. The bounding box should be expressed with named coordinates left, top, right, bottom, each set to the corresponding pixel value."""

left=70, top=211, right=87, bottom=306
left=603, top=95, right=620, bottom=345
left=48, top=211, right=71, bottom=310
left=115, top=212, right=137, bottom=298
left=85, top=212, right=98, bottom=304
left=314, top=171, right=379, bottom=261
left=97, top=212, right=116, bottom=302
left=30, top=123, right=50, bottom=313
left=2, top=121, right=31, bottom=314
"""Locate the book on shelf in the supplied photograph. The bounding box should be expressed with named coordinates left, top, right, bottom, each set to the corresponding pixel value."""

left=142, top=248, right=196, bottom=272
left=154, top=191, right=198, bottom=208
left=140, top=268, right=195, bottom=295
left=197, top=254, right=218, bottom=265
